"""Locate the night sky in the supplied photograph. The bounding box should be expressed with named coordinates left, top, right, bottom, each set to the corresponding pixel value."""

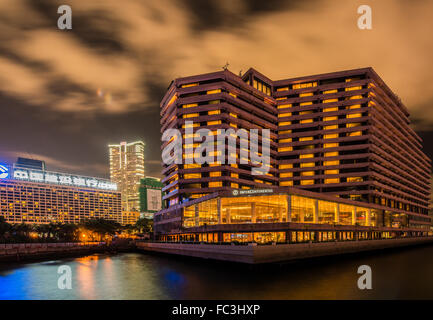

left=0, top=0, right=432, bottom=180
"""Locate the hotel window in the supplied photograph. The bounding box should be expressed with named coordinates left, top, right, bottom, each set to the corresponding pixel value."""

left=347, top=131, right=362, bottom=137
left=323, top=106, right=338, bottom=112
left=299, top=136, right=313, bottom=142
left=300, top=153, right=314, bottom=159
left=229, top=93, right=237, bottom=98
left=324, top=143, right=339, bottom=148
left=347, top=123, right=361, bottom=128
left=323, top=89, right=338, bottom=94
left=349, top=95, right=363, bottom=100
left=210, top=172, right=222, bottom=177
left=325, top=170, right=339, bottom=175
left=292, top=82, right=317, bottom=89
left=300, top=179, right=314, bottom=185
left=184, top=173, right=201, bottom=179
left=278, top=113, right=292, bottom=118
left=324, top=178, right=340, bottom=184
left=209, top=182, right=222, bottom=188
left=348, top=104, right=361, bottom=109
left=324, top=125, right=338, bottom=130
left=300, top=171, right=315, bottom=176
left=182, top=83, right=199, bottom=88
left=324, top=134, right=338, bottom=139
left=347, top=113, right=362, bottom=118
left=231, top=173, right=239, bottom=178
left=208, top=110, right=221, bottom=115
left=280, top=172, right=293, bottom=178
left=347, top=177, right=363, bottom=182
left=278, top=104, right=292, bottom=109
left=318, top=201, right=336, bottom=224
left=184, top=164, right=201, bottom=169
left=183, top=113, right=199, bottom=118
left=324, top=116, right=337, bottom=121
left=299, top=92, right=314, bottom=97
left=339, top=204, right=354, bottom=225
left=324, top=160, right=339, bottom=166
left=279, top=164, right=293, bottom=169
left=279, top=138, right=292, bottom=143
left=278, top=147, right=293, bottom=152
left=280, top=181, right=293, bottom=186
left=323, top=99, right=338, bottom=104
left=183, top=103, right=198, bottom=108
left=346, top=86, right=362, bottom=91
left=324, top=151, right=339, bottom=157
left=280, top=121, right=291, bottom=126
left=229, top=113, right=238, bottom=118
left=291, top=195, right=315, bottom=222
left=300, top=162, right=315, bottom=168
left=300, top=119, right=314, bottom=124
left=231, top=183, right=239, bottom=188
left=208, top=120, right=221, bottom=125
left=182, top=122, right=199, bottom=128
left=209, top=100, right=220, bottom=104
left=277, top=87, right=289, bottom=92
left=300, top=101, right=313, bottom=106
left=207, top=89, right=221, bottom=94
left=279, top=130, right=292, bottom=134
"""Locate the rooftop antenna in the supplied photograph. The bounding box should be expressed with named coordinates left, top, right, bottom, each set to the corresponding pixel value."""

left=222, top=62, right=229, bottom=71
left=239, top=69, right=242, bottom=76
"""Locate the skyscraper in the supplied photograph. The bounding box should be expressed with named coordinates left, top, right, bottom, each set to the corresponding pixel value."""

left=108, top=141, right=145, bottom=211
left=155, top=67, right=431, bottom=239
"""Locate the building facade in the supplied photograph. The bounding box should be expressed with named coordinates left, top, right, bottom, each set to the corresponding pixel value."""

left=0, top=162, right=122, bottom=224
left=108, top=141, right=145, bottom=212
left=139, top=177, right=163, bottom=218
left=156, top=67, right=431, bottom=242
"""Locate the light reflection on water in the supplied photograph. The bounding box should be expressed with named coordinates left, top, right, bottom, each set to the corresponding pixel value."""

left=1, top=244, right=433, bottom=300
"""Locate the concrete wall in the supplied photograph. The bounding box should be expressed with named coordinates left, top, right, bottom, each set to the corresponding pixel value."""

left=0, top=242, right=107, bottom=262
left=136, top=237, right=433, bottom=264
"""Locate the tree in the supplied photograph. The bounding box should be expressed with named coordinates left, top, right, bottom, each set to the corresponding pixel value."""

left=135, top=218, right=153, bottom=234
left=0, top=216, right=12, bottom=242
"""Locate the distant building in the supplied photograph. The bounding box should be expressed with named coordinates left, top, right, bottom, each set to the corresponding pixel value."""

left=0, top=159, right=121, bottom=224
left=108, top=141, right=145, bottom=212
left=139, top=177, right=163, bottom=218
left=15, top=157, right=46, bottom=171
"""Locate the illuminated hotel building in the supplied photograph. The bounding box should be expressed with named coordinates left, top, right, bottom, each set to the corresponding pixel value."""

left=108, top=141, right=145, bottom=212
left=0, top=160, right=122, bottom=224
left=155, top=67, right=431, bottom=242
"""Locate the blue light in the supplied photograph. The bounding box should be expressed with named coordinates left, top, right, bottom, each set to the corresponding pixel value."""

left=0, top=164, right=8, bottom=179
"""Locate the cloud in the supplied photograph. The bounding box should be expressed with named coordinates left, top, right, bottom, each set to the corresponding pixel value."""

left=0, top=0, right=432, bottom=176
left=1, top=0, right=433, bottom=125
left=1, top=150, right=108, bottom=176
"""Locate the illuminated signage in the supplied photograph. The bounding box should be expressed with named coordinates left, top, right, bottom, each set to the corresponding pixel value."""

left=12, top=169, right=117, bottom=191
left=0, top=165, right=9, bottom=179
left=232, top=188, right=274, bottom=196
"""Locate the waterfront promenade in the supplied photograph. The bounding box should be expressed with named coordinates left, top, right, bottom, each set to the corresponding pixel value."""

left=136, top=236, right=433, bottom=264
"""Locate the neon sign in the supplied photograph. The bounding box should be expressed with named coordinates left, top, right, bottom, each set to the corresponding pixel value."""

left=0, top=165, right=9, bottom=179
left=12, top=168, right=117, bottom=191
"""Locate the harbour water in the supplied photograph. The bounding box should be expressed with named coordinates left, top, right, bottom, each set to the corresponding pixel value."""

left=1, top=244, right=433, bottom=299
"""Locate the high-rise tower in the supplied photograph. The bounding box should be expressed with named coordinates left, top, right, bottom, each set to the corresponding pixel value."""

left=108, top=141, right=145, bottom=211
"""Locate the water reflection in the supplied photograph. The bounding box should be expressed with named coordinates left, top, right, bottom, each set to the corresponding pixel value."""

left=0, top=245, right=433, bottom=299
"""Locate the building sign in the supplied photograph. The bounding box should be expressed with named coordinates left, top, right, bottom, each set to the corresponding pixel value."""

left=0, top=165, right=9, bottom=179
left=147, top=188, right=162, bottom=211
left=12, top=168, right=117, bottom=191
left=232, top=188, right=274, bottom=196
